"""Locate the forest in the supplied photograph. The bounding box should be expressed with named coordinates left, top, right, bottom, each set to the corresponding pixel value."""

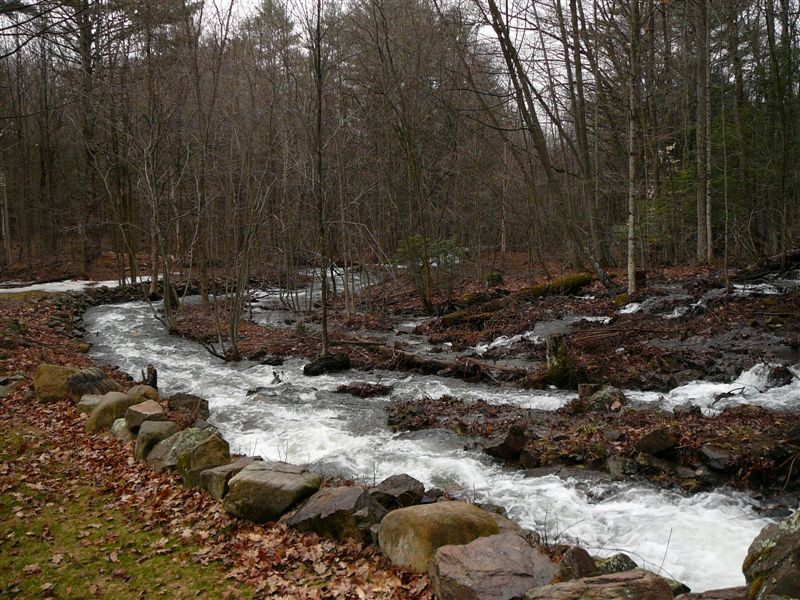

left=1, top=0, right=800, bottom=599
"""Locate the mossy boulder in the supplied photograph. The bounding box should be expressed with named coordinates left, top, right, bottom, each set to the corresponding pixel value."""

left=145, top=428, right=214, bottom=472
left=110, top=418, right=135, bottom=442
left=33, top=363, right=79, bottom=402
left=378, top=501, right=500, bottom=573
left=743, top=510, right=800, bottom=599
left=175, top=432, right=230, bottom=487
left=86, top=392, right=141, bottom=433
left=127, top=384, right=159, bottom=403
left=134, top=421, right=177, bottom=461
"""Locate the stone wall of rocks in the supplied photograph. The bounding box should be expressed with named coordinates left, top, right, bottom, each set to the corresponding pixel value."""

left=34, top=362, right=798, bottom=600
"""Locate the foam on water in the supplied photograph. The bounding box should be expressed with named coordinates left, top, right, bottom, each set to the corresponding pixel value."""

left=83, top=301, right=777, bottom=591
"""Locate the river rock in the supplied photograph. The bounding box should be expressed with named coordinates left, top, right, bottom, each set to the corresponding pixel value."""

left=125, top=400, right=165, bottom=432
left=199, top=457, right=261, bottom=500
left=33, top=363, right=79, bottom=402
left=700, top=444, right=732, bottom=470
left=285, top=485, right=388, bottom=542
left=223, top=461, right=321, bottom=523
left=429, top=531, right=558, bottom=600
left=167, top=393, right=210, bottom=421
left=176, top=432, right=230, bottom=486
left=559, top=546, right=600, bottom=581
left=483, top=425, right=528, bottom=460
left=303, top=353, right=351, bottom=376
left=634, top=427, right=676, bottom=455
left=596, top=553, right=638, bottom=574
left=110, top=418, right=135, bottom=442
left=606, top=454, right=639, bottom=478
left=135, top=420, right=177, bottom=461
left=586, top=386, right=628, bottom=412
left=370, top=474, right=425, bottom=510
left=76, top=394, right=102, bottom=415
left=145, top=427, right=214, bottom=471
left=765, top=365, right=793, bottom=389
left=525, top=569, right=673, bottom=599
left=127, top=384, right=159, bottom=402
left=66, top=367, right=123, bottom=402
left=675, top=587, right=746, bottom=599
left=86, top=391, right=141, bottom=433
left=378, top=501, right=500, bottom=573
left=673, top=402, right=703, bottom=417
left=743, top=510, right=800, bottom=599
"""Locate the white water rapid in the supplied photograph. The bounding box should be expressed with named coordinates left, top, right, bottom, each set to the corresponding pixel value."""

left=84, top=301, right=776, bottom=592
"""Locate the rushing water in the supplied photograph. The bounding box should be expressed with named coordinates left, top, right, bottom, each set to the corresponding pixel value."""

left=80, top=300, right=782, bottom=591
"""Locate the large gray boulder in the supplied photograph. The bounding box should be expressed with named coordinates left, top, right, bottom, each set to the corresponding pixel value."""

left=86, top=392, right=141, bottom=433
left=145, top=428, right=214, bottom=471
left=525, top=569, right=673, bottom=599
left=125, top=400, right=165, bottom=432
left=378, top=501, right=500, bottom=573
left=222, top=461, right=321, bottom=523
left=429, top=531, right=558, bottom=600
left=370, top=474, right=425, bottom=510
left=175, top=432, right=230, bottom=487
left=76, top=394, right=102, bottom=415
left=743, top=510, right=800, bottom=599
left=66, top=367, right=123, bottom=403
left=110, top=418, right=135, bottom=442
left=285, top=486, right=387, bottom=543
left=135, top=421, right=177, bottom=461
left=199, top=457, right=261, bottom=500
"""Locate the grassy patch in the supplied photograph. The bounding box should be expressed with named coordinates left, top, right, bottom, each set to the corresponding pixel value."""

left=0, top=421, right=252, bottom=599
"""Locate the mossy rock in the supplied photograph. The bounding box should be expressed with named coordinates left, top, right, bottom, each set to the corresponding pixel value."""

left=86, top=392, right=141, bottom=433
left=33, top=364, right=79, bottom=403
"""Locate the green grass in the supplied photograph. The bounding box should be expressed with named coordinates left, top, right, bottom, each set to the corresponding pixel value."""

left=0, top=422, right=252, bottom=599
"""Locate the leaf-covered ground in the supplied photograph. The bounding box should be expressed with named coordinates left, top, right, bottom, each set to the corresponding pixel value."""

left=0, top=294, right=431, bottom=599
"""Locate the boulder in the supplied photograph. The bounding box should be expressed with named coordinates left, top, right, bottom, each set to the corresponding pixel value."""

left=223, top=461, right=321, bottom=523
left=145, top=428, right=214, bottom=471
left=110, top=418, right=135, bottom=442
left=634, top=427, right=676, bottom=455
left=525, top=569, right=673, bottom=599
left=167, top=393, right=210, bottom=421
left=66, top=367, right=123, bottom=402
left=285, top=486, right=388, bottom=542
left=370, top=474, right=425, bottom=510
left=483, top=425, right=528, bottom=461
left=76, top=394, right=102, bottom=415
left=675, top=587, right=746, bottom=600
left=606, top=455, right=638, bottom=478
left=743, top=510, right=800, bottom=600
left=125, top=400, right=165, bottom=432
left=175, top=432, right=230, bottom=487
left=127, top=384, right=159, bottom=402
left=134, top=421, right=177, bottom=461
left=303, top=353, right=351, bottom=376
left=429, top=531, right=558, bottom=600
left=378, top=501, right=500, bottom=573
left=596, top=553, right=638, bottom=574
left=585, top=386, right=628, bottom=412
left=559, top=546, right=600, bottom=581
left=700, top=444, right=732, bottom=470
left=33, top=363, right=79, bottom=402
left=86, top=392, right=141, bottom=433
left=199, top=457, right=261, bottom=500
left=765, top=365, right=793, bottom=389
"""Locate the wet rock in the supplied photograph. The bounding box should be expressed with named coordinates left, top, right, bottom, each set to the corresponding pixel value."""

left=76, top=394, right=102, bottom=415
left=135, top=421, right=177, bottom=461
left=765, top=365, right=794, bottom=389
left=176, top=432, right=230, bottom=487
left=124, top=400, right=165, bottom=432
left=222, top=461, right=321, bottom=523
left=525, top=569, right=673, bottom=599
left=127, top=384, right=159, bottom=402
left=370, top=474, right=425, bottom=510
left=636, top=452, right=676, bottom=474
left=674, top=587, right=746, bottom=599
left=429, top=531, right=558, bottom=600
left=673, top=402, right=703, bottom=417
left=743, top=510, right=800, bottom=599
left=666, top=579, right=692, bottom=596
left=259, top=355, right=285, bottom=366
left=303, top=353, right=351, bottom=376
left=378, top=501, right=500, bottom=573
left=285, top=486, right=388, bottom=543
left=635, top=427, right=677, bottom=455
left=110, top=418, right=135, bottom=442
left=519, top=447, right=541, bottom=469
left=145, top=427, right=214, bottom=471
left=477, top=503, right=506, bottom=516
left=33, top=363, right=79, bottom=402
left=335, top=382, right=392, bottom=398
left=606, top=454, right=638, bottom=478
left=483, top=425, right=528, bottom=460
left=66, top=367, right=122, bottom=402
left=700, top=444, right=732, bottom=470
left=167, top=393, right=210, bottom=421
left=559, top=546, right=600, bottom=581
left=669, top=370, right=704, bottom=388
left=586, top=386, right=628, bottom=412
left=596, top=553, right=638, bottom=574
left=578, top=383, right=603, bottom=400
left=86, top=392, right=141, bottom=433
left=199, top=457, right=261, bottom=500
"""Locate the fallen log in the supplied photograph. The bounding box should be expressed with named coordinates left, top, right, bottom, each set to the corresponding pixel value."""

left=731, top=247, right=800, bottom=282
